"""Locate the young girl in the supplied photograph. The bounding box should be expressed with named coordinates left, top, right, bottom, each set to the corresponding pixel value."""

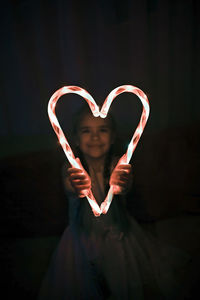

left=38, top=105, right=190, bottom=300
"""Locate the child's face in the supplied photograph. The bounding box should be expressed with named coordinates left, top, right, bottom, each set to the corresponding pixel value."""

left=77, top=113, right=114, bottom=160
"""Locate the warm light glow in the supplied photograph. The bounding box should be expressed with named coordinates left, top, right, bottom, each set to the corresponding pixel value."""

left=48, top=85, right=150, bottom=216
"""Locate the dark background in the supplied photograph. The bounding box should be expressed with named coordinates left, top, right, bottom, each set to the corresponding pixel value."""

left=1, top=0, right=200, bottom=140
left=1, top=0, right=200, bottom=299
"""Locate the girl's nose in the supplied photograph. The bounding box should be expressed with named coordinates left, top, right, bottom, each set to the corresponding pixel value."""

left=91, top=130, right=99, bottom=139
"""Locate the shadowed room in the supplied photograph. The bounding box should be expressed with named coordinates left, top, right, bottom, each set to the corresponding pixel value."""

left=1, top=0, right=200, bottom=299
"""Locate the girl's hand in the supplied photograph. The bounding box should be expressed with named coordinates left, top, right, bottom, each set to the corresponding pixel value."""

left=109, top=164, right=132, bottom=195
left=67, top=159, right=91, bottom=198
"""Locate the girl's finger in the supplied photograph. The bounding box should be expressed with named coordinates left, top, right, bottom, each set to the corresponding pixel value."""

left=70, top=173, right=88, bottom=180
left=67, top=168, right=83, bottom=175
left=113, top=170, right=130, bottom=180
left=76, top=184, right=91, bottom=191
left=116, top=164, right=131, bottom=173
left=75, top=157, right=85, bottom=170
left=71, top=179, right=90, bottom=186
left=110, top=179, right=127, bottom=187
left=112, top=185, right=123, bottom=195
left=117, top=163, right=131, bottom=168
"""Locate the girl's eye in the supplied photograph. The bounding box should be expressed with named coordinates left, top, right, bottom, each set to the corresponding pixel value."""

left=81, top=129, right=90, bottom=134
left=100, top=128, right=109, bottom=133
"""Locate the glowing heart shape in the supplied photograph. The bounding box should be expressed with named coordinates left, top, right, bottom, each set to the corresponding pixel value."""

left=48, top=85, right=150, bottom=216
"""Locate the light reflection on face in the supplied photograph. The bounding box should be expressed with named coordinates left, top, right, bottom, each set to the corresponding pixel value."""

left=77, top=113, right=114, bottom=160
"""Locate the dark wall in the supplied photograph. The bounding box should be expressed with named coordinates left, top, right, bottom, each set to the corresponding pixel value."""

left=1, top=0, right=199, bottom=147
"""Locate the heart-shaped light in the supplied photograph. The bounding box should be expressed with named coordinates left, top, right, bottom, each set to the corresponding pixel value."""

left=48, top=85, right=150, bottom=216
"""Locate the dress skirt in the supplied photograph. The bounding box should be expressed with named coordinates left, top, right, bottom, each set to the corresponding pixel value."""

left=38, top=198, right=190, bottom=300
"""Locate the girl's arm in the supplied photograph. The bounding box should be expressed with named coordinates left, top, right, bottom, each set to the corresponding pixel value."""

left=61, top=163, right=83, bottom=225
